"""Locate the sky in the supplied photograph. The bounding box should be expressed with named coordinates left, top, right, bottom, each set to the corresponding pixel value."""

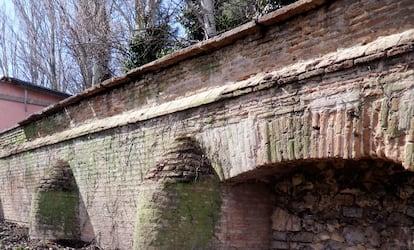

left=2, top=1, right=14, bottom=16
left=0, top=1, right=16, bottom=79
left=1, top=1, right=17, bottom=33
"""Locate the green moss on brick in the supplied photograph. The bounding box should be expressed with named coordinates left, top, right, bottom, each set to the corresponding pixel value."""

left=134, top=177, right=221, bottom=249
left=23, top=123, right=36, bottom=139
left=42, top=116, right=59, bottom=134
left=30, top=191, right=80, bottom=240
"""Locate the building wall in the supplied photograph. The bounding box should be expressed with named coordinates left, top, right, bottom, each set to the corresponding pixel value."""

left=0, top=0, right=412, bottom=249
left=0, top=83, right=64, bottom=131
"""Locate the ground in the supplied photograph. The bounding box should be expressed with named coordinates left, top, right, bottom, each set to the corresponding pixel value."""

left=0, top=220, right=98, bottom=250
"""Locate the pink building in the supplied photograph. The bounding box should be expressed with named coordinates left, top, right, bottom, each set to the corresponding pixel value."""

left=0, top=77, right=71, bottom=131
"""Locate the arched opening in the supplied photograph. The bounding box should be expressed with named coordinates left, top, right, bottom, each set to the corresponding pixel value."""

left=213, top=159, right=414, bottom=249
left=29, top=160, right=81, bottom=242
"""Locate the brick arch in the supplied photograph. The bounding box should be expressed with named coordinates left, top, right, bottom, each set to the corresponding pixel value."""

left=144, top=136, right=218, bottom=182
left=199, top=87, right=414, bottom=181
left=213, top=158, right=414, bottom=249
left=303, top=96, right=413, bottom=166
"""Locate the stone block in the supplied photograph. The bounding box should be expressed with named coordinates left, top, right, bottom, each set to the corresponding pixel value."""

left=406, top=206, right=414, bottom=217
left=326, top=239, right=346, bottom=250
left=289, top=232, right=314, bottom=243
left=272, top=208, right=301, bottom=232
left=271, top=240, right=289, bottom=249
left=343, top=227, right=366, bottom=245
left=342, top=206, right=363, bottom=218
left=273, top=231, right=287, bottom=241
left=334, top=194, right=354, bottom=206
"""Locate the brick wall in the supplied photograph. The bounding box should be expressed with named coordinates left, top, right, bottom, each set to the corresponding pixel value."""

left=0, top=0, right=412, bottom=249
left=213, top=183, right=274, bottom=249
left=29, top=160, right=80, bottom=241
left=7, top=0, right=412, bottom=141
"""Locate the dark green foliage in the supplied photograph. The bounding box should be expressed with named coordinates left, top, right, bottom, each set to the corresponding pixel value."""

left=125, top=24, right=173, bottom=71
left=181, top=0, right=298, bottom=43
left=124, top=4, right=179, bottom=71
left=216, top=0, right=298, bottom=30
left=179, top=6, right=205, bottom=43
left=125, top=0, right=298, bottom=69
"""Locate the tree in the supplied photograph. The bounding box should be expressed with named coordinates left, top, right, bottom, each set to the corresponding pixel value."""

left=186, top=0, right=216, bottom=39
left=181, top=0, right=297, bottom=42
left=0, top=0, right=141, bottom=93
left=0, top=3, right=19, bottom=78
left=0, top=0, right=298, bottom=94
left=2, top=0, right=113, bottom=92
left=124, top=0, right=179, bottom=70
left=11, top=0, right=66, bottom=91
left=57, top=0, right=112, bottom=90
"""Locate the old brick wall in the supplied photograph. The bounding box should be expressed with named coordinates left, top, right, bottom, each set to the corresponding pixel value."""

left=6, top=0, right=412, bottom=141
left=213, top=183, right=274, bottom=249
left=29, top=160, right=80, bottom=240
left=0, top=0, right=413, bottom=249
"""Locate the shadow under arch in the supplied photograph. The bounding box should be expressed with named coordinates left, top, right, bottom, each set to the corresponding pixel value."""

left=214, top=158, right=414, bottom=249
left=0, top=197, right=4, bottom=221
left=29, top=159, right=94, bottom=246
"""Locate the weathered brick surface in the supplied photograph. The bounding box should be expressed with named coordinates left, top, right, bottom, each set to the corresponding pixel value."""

left=7, top=0, right=413, bottom=141
left=213, top=183, right=274, bottom=249
left=133, top=137, right=221, bottom=249
left=0, top=0, right=413, bottom=249
left=29, top=160, right=80, bottom=241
